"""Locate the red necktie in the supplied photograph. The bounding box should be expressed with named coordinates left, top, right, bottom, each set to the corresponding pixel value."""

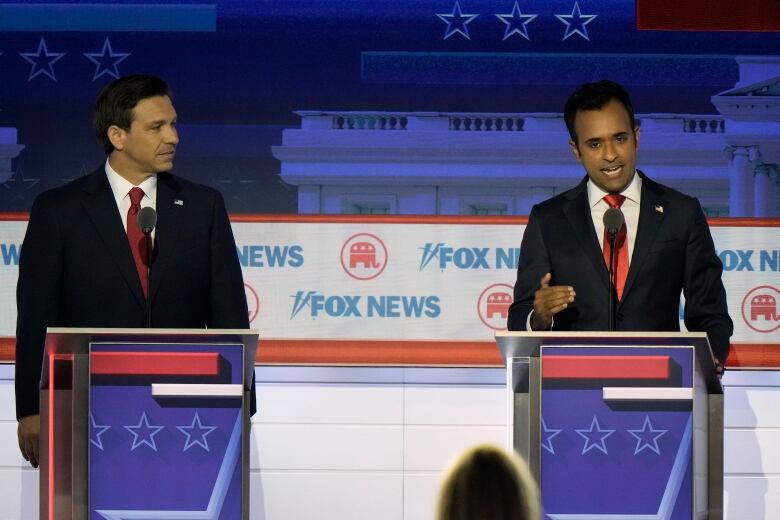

left=127, top=187, right=148, bottom=298
left=602, top=193, right=628, bottom=300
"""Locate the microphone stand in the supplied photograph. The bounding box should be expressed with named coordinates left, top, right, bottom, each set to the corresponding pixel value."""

left=143, top=230, right=153, bottom=327
left=607, top=228, right=617, bottom=332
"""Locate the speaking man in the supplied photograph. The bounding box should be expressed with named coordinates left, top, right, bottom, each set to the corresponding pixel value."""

left=15, top=75, right=252, bottom=467
left=507, top=80, right=732, bottom=367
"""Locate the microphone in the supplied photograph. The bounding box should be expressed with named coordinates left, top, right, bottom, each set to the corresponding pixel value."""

left=603, top=207, right=624, bottom=332
left=603, top=207, right=624, bottom=236
left=137, top=207, right=156, bottom=327
left=137, top=207, right=157, bottom=234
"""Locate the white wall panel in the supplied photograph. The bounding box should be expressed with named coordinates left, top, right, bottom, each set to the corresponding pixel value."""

left=403, top=425, right=506, bottom=471
left=251, top=424, right=403, bottom=471
left=725, top=386, right=780, bottom=428
left=0, top=468, right=38, bottom=520
left=254, top=383, right=403, bottom=424
left=724, top=429, right=780, bottom=474
left=724, top=476, right=780, bottom=520
left=250, top=471, right=402, bottom=520
left=403, top=472, right=442, bottom=520
left=404, top=385, right=505, bottom=425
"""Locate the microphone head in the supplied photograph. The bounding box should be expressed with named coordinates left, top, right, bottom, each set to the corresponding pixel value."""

left=137, top=206, right=157, bottom=234
left=603, top=207, right=624, bottom=235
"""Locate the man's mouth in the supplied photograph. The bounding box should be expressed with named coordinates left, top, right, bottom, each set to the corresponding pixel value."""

left=601, top=165, right=623, bottom=177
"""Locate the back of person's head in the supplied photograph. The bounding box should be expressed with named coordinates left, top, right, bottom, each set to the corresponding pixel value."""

left=93, top=74, right=172, bottom=154
left=437, top=444, right=540, bottom=520
left=563, top=79, right=635, bottom=143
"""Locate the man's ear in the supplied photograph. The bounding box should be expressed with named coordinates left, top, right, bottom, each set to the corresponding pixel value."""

left=569, top=139, right=582, bottom=163
left=107, top=125, right=125, bottom=151
left=634, top=125, right=641, bottom=149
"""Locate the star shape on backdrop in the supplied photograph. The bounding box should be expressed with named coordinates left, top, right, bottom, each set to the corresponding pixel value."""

left=83, top=37, right=130, bottom=81
left=541, top=417, right=562, bottom=454
left=2, top=166, right=40, bottom=203
left=436, top=1, right=479, bottom=40
left=95, top=413, right=243, bottom=520
left=124, top=412, right=165, bottom=452
left=555, top=1, right=597, bottom=41
left=90, top=413, right=112, bottom=451
left=627, top=416, right=668, bottom=455
left=19, top=37, right=66, bottom=81
left=495, top=2, right=537, bottom=41
left=177, top=412, right=218, bottom=452
left=575, top=416, right=615, bottom=455
left=546, top=417, right=692, bottom=520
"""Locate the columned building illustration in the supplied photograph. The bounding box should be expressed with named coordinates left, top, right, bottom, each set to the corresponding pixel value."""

left=274, top=57, right=780, bottom=217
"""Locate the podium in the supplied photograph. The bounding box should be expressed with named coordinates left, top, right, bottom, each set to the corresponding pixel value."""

left=39, top=327, right=258, bottom=520
left=495, top=331, right=723, bottom=520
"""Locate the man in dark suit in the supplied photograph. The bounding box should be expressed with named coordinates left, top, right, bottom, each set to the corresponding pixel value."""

left=507, top=80, right=732, bottom=366
left=15, top=75, right=252, bottom=467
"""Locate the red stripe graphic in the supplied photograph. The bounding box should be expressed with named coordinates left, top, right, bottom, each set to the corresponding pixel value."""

left=543, top=355, right=671, bottom=379
left=636, top=0, right=780, bottom=32
left=90, top=352, right=220, bottom=376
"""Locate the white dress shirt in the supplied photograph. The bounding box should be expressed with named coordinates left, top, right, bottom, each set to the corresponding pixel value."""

left=105, top=159, right=157, bottom=239
left=587, top=171, right=642, bottom=265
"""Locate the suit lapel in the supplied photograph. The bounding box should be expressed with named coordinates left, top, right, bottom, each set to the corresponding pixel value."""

left=562, top=177, right=611, bottom=290
left=622, top=172, right=666, bottom=301
left=150, top=173, right=185, bottom=302
left=80, top=168, right=146, bottom=308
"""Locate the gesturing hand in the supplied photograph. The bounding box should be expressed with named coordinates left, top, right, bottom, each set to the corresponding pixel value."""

left=530, top=273, right=575, bottom=331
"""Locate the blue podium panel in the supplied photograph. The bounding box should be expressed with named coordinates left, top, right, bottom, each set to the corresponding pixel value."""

left=88, top=342, right=245, bottom=520
left=540, top=345, right=695, bottom=520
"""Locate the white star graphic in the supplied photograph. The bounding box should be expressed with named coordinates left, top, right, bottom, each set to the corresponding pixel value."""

left=124, top=412, right=165, bottom=451
left=627, top=416, right=668, bottom=455
left=19, top=37, right=66, bottom=81
left=436, top=1, right=479, bottom=40
left=90, top=413, right=112, bottom=451
left=84, top=37, right=131, bottom=81
left=177, top=412, right=217, bottom=452
left=541, top=417, right=562, bottom=454
left=495, top=2, right=537, bottom=41
left=96, top=413, right=243, bottom=520
left=575, top=416, right=614, bottom=455
left=555, top=1, right=598, bottom=41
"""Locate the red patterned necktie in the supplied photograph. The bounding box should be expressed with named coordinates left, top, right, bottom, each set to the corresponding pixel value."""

left=602, top=193, right=628, bottom=300
left=127, top=187, right=148, bottom=298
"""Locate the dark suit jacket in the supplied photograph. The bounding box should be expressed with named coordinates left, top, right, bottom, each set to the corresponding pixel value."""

left=507, top=172, right=733, bottom=363
left=15, top=167, right=254, bottom=419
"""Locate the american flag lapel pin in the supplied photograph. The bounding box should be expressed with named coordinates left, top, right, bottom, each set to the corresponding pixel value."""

left=174, top=199, right=184, bottom=206
left=654, top=204, right=664, bottom=214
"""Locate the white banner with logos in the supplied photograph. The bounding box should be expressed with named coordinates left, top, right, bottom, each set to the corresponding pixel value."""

left=0, top=219, right=778, bottom=344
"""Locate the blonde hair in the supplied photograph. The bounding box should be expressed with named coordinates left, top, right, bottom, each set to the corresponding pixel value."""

left=437, top=444, right=540, bottom=520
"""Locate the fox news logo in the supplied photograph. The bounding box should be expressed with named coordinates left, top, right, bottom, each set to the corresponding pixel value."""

left=290, top=291, right=440, bottom=319
left=717, top=249, right=780, bottom=272
left=237, top=245, right=304, bottom=268
left=418, top=243, right=520, bottom=271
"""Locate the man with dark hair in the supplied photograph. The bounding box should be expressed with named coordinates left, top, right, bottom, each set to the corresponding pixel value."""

left=15, top=75, right=252, bottom=467
left=507, top=80, right=732, bottom=366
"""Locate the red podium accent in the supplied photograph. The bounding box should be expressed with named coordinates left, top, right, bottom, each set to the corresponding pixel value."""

left=542, top=355, right=671, bottom=379
left=90, top=351, right=220, bottom=376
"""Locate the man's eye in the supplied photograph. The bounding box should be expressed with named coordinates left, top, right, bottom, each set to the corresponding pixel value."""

left=589, top=142, right=600, bottom=149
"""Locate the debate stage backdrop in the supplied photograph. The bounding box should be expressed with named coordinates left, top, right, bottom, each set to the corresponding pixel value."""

left=0, top=0, right=778, bottom=214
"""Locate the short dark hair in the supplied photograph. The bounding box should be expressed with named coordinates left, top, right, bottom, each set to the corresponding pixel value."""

left=93, top=75, right=172, bottom=154
left=564, top=80, right=635, bottom=143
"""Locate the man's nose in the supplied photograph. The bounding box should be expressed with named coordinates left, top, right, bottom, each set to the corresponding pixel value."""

left=602, top=141, right=617, bottom=161
left=165, top=125, right=179, bottom=144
